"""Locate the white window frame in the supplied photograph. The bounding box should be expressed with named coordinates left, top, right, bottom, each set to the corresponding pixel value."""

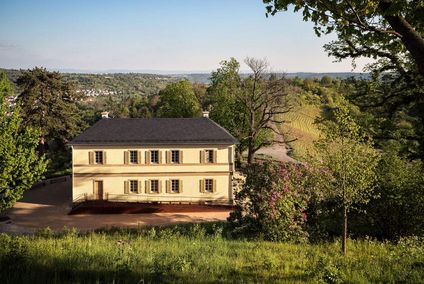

left=171, top=179, right=180, bottom=193
left=129, top=180, right=138, bottom=193
left=205, top=179, right=214, bottom=193
left=151, top=150, right=159, bottom=164
left=171, top=150, right=180, bottom=164
left=129, top=150, right=138, bottom=164
left=150, top=180, right=159, bottom=193
left=95, top=151, right=103, bottom=164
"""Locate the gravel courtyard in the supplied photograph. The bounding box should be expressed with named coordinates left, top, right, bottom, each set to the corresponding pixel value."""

left=0, top=177, right=231, bottom=234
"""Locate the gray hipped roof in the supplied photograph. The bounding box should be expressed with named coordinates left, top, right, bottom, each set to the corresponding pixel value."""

left=69, top=118, right=238, bottom=145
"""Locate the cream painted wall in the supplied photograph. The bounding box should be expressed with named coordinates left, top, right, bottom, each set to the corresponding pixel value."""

left=72, top=144, right=235, bottom=204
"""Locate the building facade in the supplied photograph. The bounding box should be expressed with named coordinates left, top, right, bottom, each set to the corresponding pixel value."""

left=69, top=117, right=237, bottom=205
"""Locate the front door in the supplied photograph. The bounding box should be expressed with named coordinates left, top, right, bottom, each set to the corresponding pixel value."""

left=93, top=181, right=103, bottom=200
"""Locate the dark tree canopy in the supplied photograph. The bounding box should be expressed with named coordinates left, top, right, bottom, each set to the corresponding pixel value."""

left=16, top=67, right=85, bottom=154
left=264, top=0, right=424, bottom=76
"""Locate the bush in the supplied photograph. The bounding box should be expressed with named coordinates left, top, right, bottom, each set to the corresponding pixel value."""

left=228, top=162, right=310, bottom=242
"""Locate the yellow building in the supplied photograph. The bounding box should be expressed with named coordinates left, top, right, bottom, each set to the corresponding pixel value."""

left=69, top=116, right=237, bottom=205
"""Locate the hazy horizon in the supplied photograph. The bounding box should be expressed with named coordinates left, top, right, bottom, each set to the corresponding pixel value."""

left=1, top=0, right=373, bottom=73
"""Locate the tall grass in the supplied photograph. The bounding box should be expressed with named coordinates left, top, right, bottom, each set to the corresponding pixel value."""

left=0, top=223, right=423, bottom=283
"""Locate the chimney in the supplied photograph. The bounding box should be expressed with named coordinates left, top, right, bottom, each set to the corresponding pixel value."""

left=202, top=111, right=210, bottom=118
left=101, top=111, right=109, bottom=118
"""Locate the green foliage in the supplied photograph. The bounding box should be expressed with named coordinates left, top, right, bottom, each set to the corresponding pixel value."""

left=16, top=67, right=86, bottom=152
left=0, top=73, right=47, bottom=212
left=0, top=225, right=423, bottom=283
left=229, top=162, right=310, bottom=242
left=311, top=103, right=380, bottom=210
left=208, top=58, right=290, bottom=164
left=157, top=80, right=201, bottom=118
left=352, top=151, right=424, bottom=239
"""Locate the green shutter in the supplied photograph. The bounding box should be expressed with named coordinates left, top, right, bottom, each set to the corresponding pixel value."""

left=200, top=179, right=205, bottom=193
left=124, top=181, right=129, bottom=194
left=166, top=180, right=170, bottom=193
left=213, top=179, right=217, bottom=192
left=89, top=151, right=94, bottom=164
left=124, top=151, right=129, bottom=164
left=179, top=180, right=183, bottom=193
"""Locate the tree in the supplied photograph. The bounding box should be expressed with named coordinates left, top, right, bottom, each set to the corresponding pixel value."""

left=157, top=80, right=201, bottom=118
left=208, top=58, right=248, bottom=164
left=16, top=67, right=85, bottom=155
left=228, top=161, right=310, bottom=242
left=0, top=73, right=47, bottom=212
left=242, top=58, right=291, bottom=163
left=310, top=103, right=380, bottom=255
left=264, top=0, right=424, bottom=77
left=208, top=58, right=291, bottom=164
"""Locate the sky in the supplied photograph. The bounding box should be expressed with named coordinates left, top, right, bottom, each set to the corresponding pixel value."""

left=0, top=0, right=370, bottom=73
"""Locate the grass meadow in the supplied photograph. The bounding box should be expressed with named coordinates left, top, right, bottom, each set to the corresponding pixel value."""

left=0, top=222, right=423, bottom=283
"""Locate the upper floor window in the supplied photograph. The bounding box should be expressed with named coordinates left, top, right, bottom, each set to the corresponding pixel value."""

left=95, top=151, right=103, bottom=164
left=151, top=150, right=159, bottom=164
left=171, top=150, right=180, bottom=163
left=129, top=180, right=138, bottom=193
left=171, top=179, right=180, bottom=193
left=205, top=179, right=214, bottom=192
left=129, top=150, right=138, bottom=164
left=206, top=150, right=214, bottom=163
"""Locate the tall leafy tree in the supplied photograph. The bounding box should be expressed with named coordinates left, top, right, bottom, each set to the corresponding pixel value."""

left=310, top=103, right=380, bottom=255
left=16, top=67, right=85, bottom=155
left=157, top=80, right=201, bottom=118
left=208, top=58, right=291, bottom=164
left=0, top=73, right=47, bottom=212
left=263, top=0, right=424, bottom=77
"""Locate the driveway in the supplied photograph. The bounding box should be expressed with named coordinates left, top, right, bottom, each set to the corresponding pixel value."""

left=0, top=177, right=231, bottom=234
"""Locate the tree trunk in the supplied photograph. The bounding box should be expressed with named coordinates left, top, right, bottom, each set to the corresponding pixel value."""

left=342, top=205, right=348, bottom=256
left=247, top=143, right=254, bottom=164
left=379, top=0, right=424, bottom=76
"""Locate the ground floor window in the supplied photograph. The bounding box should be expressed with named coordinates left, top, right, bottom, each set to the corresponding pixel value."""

left=171, top=179, right=180, bottom=193
left=151, top=180, right=159, bottom=193
left=129, top=180, right=138, bottom=193
left=205, top=179, right=214, bottom=192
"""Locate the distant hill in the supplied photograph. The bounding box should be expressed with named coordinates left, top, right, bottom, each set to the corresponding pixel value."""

left=171, top=72, right=370, bottom=84
left=0, top=67, right=369, bottom=95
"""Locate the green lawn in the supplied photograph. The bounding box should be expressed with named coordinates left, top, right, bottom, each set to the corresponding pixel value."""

left=1, top=223, right=423, bottom=283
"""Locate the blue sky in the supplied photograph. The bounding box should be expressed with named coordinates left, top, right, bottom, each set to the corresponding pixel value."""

left=0, top=0, right=369, bottom=73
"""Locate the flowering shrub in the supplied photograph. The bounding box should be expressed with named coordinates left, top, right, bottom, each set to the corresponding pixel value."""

left=228, top=161, right=310, bottom=242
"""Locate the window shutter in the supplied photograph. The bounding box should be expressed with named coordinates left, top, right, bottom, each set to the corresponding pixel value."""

left=145, top=151, right=150, bottom=165
left=89, top=151, right=94, bottom=165
left=145, top=180, right=150, bottom=194
left=166, top=180, right=170, bottom=193
left=166, top=151, right=171, bottom=164
left=179, top=150, right=183, bottom=164
left=102, top=151, right=107, bottom=164
left=159, top=180, right=163, bottom=193
left=158, top=151, right=163, bottom=164
left=179, top=180, right=183, bottom=193
left=137, top=181, right=142, bottom=194
left=213, top=179, right=217, bottom=192
left=213, top=150, right=217, bottom=163
left=124, top=151, right=129, bottom=165
left=200, top=150, right=205, bottom=164
left=138, top=151, right=142, bottom=164
left=124, top=181, right=129, bottom=194
left=200, top=179, right=205, bottom=193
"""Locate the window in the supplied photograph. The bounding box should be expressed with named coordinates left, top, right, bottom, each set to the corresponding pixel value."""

left=129, top=180, right=138, bottom=193
left=151, top=150, right=159, bottom=164
left=95, top=151, right=103, bottom=164
left=205, top=179, right=214, bottom=192
left=151, top=180, right=159, bottom=193
left=171, top=179, right=180, bottom=193
left=129, top=150, right=138, bottom=164
left=171, top=150, right=180, bottom=163
left=206, top=150, right=214, bottom=163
